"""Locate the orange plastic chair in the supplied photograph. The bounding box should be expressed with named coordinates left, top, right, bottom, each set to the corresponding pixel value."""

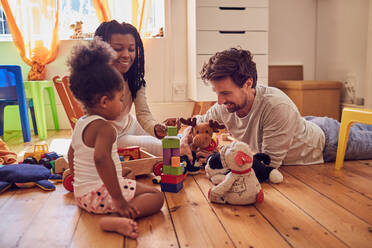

left=52, top=76, right=84, bottom=129
left=335, top=107, right=372, bottom=170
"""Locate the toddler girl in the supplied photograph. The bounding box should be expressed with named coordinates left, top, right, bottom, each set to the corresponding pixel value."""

left=67, top=38, right=164, bottom=238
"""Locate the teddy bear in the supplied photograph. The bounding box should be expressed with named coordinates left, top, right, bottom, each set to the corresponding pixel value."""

left=179, top=117, right=225, bottom=174
left=69, top=21, right=83, bottom=39
left=205, top=149, right=283, bottom=185
left=208, top=141, right=264, bottom=205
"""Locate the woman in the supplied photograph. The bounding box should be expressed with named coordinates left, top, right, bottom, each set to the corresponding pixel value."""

left=94, top=20, right=166, bottom=156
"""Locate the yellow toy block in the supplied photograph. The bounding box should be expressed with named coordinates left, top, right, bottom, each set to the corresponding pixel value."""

left=171, top=156, right=181, bottom=167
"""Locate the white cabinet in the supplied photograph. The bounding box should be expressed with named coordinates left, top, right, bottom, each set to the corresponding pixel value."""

left=187, top=0, right=269, bottom=101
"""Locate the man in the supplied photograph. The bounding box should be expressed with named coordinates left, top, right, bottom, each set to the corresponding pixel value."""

left=180, top=48, right=372, bottom=168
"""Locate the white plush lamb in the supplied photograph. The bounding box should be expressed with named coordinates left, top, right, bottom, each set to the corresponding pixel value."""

left=208, top=141, right=264, bottom=205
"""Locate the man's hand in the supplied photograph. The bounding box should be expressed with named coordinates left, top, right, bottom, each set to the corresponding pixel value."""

left=154, top=123, right=167, bottom=139
left=195, top=148, right=214, bottom=164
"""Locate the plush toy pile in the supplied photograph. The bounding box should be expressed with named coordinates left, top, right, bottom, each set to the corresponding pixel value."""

left=208, top=141, right=265, bottom=205
left=179, top=117, right=225, bottom=174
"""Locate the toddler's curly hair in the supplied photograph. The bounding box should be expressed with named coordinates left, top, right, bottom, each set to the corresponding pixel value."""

left=67, top=37, right=123, bottom=108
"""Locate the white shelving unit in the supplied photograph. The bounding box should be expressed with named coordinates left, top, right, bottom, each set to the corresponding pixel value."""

left=187, top=0, right=269, bottom=101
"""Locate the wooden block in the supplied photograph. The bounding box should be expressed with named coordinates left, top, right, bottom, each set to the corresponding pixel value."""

left=162, top=138, right=180, bottom=149
left=171, top=156, right=181, bottom=167
left=161, top=181, right=183, bottom=193
left=163, top=165, right=183, bottom=176
left=167, top=126, right=178, bottom=136
left=161, top=174, right=185, bottom=184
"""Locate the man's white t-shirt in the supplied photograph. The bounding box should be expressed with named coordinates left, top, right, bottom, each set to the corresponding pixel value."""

left=195, top=84, right=325, bottom=168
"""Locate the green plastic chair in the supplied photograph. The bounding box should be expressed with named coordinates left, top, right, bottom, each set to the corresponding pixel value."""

left=23, top=80, right=59, bottom=139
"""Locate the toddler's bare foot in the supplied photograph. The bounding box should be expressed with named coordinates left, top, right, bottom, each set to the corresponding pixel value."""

left=99, top=216, right=139, bottom=239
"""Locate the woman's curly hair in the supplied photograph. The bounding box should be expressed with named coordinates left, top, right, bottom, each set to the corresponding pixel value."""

left=200, top=48, right=257, bottom=88
left=67, top=37, right=123, bottom=108
left=94, top=20, right=146, bottom=99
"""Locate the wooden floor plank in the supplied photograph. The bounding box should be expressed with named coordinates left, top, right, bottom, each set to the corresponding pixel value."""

left=273, top=171, right=372, bottom=248
left=125, top=176, right=178, bottom=248
left=343, top=160, right=372, bottom=180
left=0, top=190, right=16, bottom=208
left=165, top=175, right=234, bottom=248
left=70, top=211, right=124, bottom=248
left=282, top=165, right=372, bottom=225
left=256, top=183, right=346, bottom=248
left=15, top=186, right=81, bottom=248
left=310, top=162, right=372, bottom=199
left=0, top=189, right=51, bottom=248
left=194, top=173, right=291, bottom=248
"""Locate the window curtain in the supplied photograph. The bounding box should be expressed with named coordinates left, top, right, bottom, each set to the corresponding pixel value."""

left=92, top=0, right=149, bottom=34
left=0, top=0, right=59, bottom=81
left=91, top=0, right=111, bottom=23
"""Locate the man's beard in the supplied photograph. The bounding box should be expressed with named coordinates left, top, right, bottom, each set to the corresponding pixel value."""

left=225, top=96, right=247, bottom=113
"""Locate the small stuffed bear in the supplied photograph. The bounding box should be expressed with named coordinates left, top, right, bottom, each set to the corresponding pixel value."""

left=179, top=117, right=225, bottom=174
left=206, top=150, right=283, bottom=185
left=70, top=21, right=83, bottom=39
left=208, top=141, right=264, bottom=205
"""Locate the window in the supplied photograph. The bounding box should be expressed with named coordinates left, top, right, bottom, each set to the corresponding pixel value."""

left=0, top=7, right=10, bottom=36
left=0, top=0, right=165, bottom=40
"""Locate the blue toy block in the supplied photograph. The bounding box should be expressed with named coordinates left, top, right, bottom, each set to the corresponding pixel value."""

left=160, top=181, right=183, bottom=193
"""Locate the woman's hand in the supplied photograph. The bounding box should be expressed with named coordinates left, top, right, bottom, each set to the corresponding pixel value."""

left=163, top=118, right=181, bottom=129
left=112, top=197, right=140, bottom=219
left=154, top=123, right=167, bottom=139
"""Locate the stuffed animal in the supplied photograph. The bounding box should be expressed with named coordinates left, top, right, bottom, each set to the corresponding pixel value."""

left=206, top=150, right=283, bottom=185
left=70, top=21, right=83, bottom=39
left=208, top=141, right=264, bottom=205
left=179, top=117, right=225, bottom=174
left=0, top=164, right=61, bottom=194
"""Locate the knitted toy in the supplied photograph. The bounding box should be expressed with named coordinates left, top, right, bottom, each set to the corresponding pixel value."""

left=206, top=150, right=283, bottom=185
left=179, top=117, right=225, bottom=174
left=0, top=164, right=61, bottom=194
left=208, top=141, right=264, bottom=205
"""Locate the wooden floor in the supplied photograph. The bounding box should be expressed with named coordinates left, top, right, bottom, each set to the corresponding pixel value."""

left=1, top=130, right=372, bottom=248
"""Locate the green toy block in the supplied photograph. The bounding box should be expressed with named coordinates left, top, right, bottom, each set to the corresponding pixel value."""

left=162, top=138, right=180, bottom=149
left=167, top=126, right=178, bottom=136
left=162, top=165, right=183, bottom=176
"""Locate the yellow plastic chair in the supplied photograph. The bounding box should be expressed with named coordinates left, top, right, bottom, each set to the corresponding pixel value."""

left=335, top=107, right=372, bottom=170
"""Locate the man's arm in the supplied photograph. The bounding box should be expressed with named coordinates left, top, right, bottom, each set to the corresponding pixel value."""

left=260, top=104, right=299, bottom=168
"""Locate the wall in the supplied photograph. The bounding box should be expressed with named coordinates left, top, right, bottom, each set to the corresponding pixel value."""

left=316, top=0, right=369, bottom=102
left=269, top=0, right=317, bottom=80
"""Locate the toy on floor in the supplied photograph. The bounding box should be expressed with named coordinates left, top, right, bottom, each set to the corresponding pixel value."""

left=0, top=164, right=61, bottom=193
left=160, top=126, right=186, bottom=193
left=208, top=141, right=264, bottom=205
left=22, top=144, right=66, bottom=174
left=179, top=117, right=225, bottom=174
left=206, top=151, right=283, bottom=185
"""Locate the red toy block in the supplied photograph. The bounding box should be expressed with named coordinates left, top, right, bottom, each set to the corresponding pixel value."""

left=161, top=173, right=185, bottom=184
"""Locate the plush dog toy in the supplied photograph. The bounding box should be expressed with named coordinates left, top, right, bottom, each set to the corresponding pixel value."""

left=0, top=164, right=61, bottom=194
left=208, top=141, right=264, bottom=205
left=179, top=117, right=225, bottom=174
left=206, top=150, right=283, bottom=185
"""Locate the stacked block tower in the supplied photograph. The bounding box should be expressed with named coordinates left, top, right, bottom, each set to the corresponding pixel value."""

left=161, top=126, right=185, bottom=193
